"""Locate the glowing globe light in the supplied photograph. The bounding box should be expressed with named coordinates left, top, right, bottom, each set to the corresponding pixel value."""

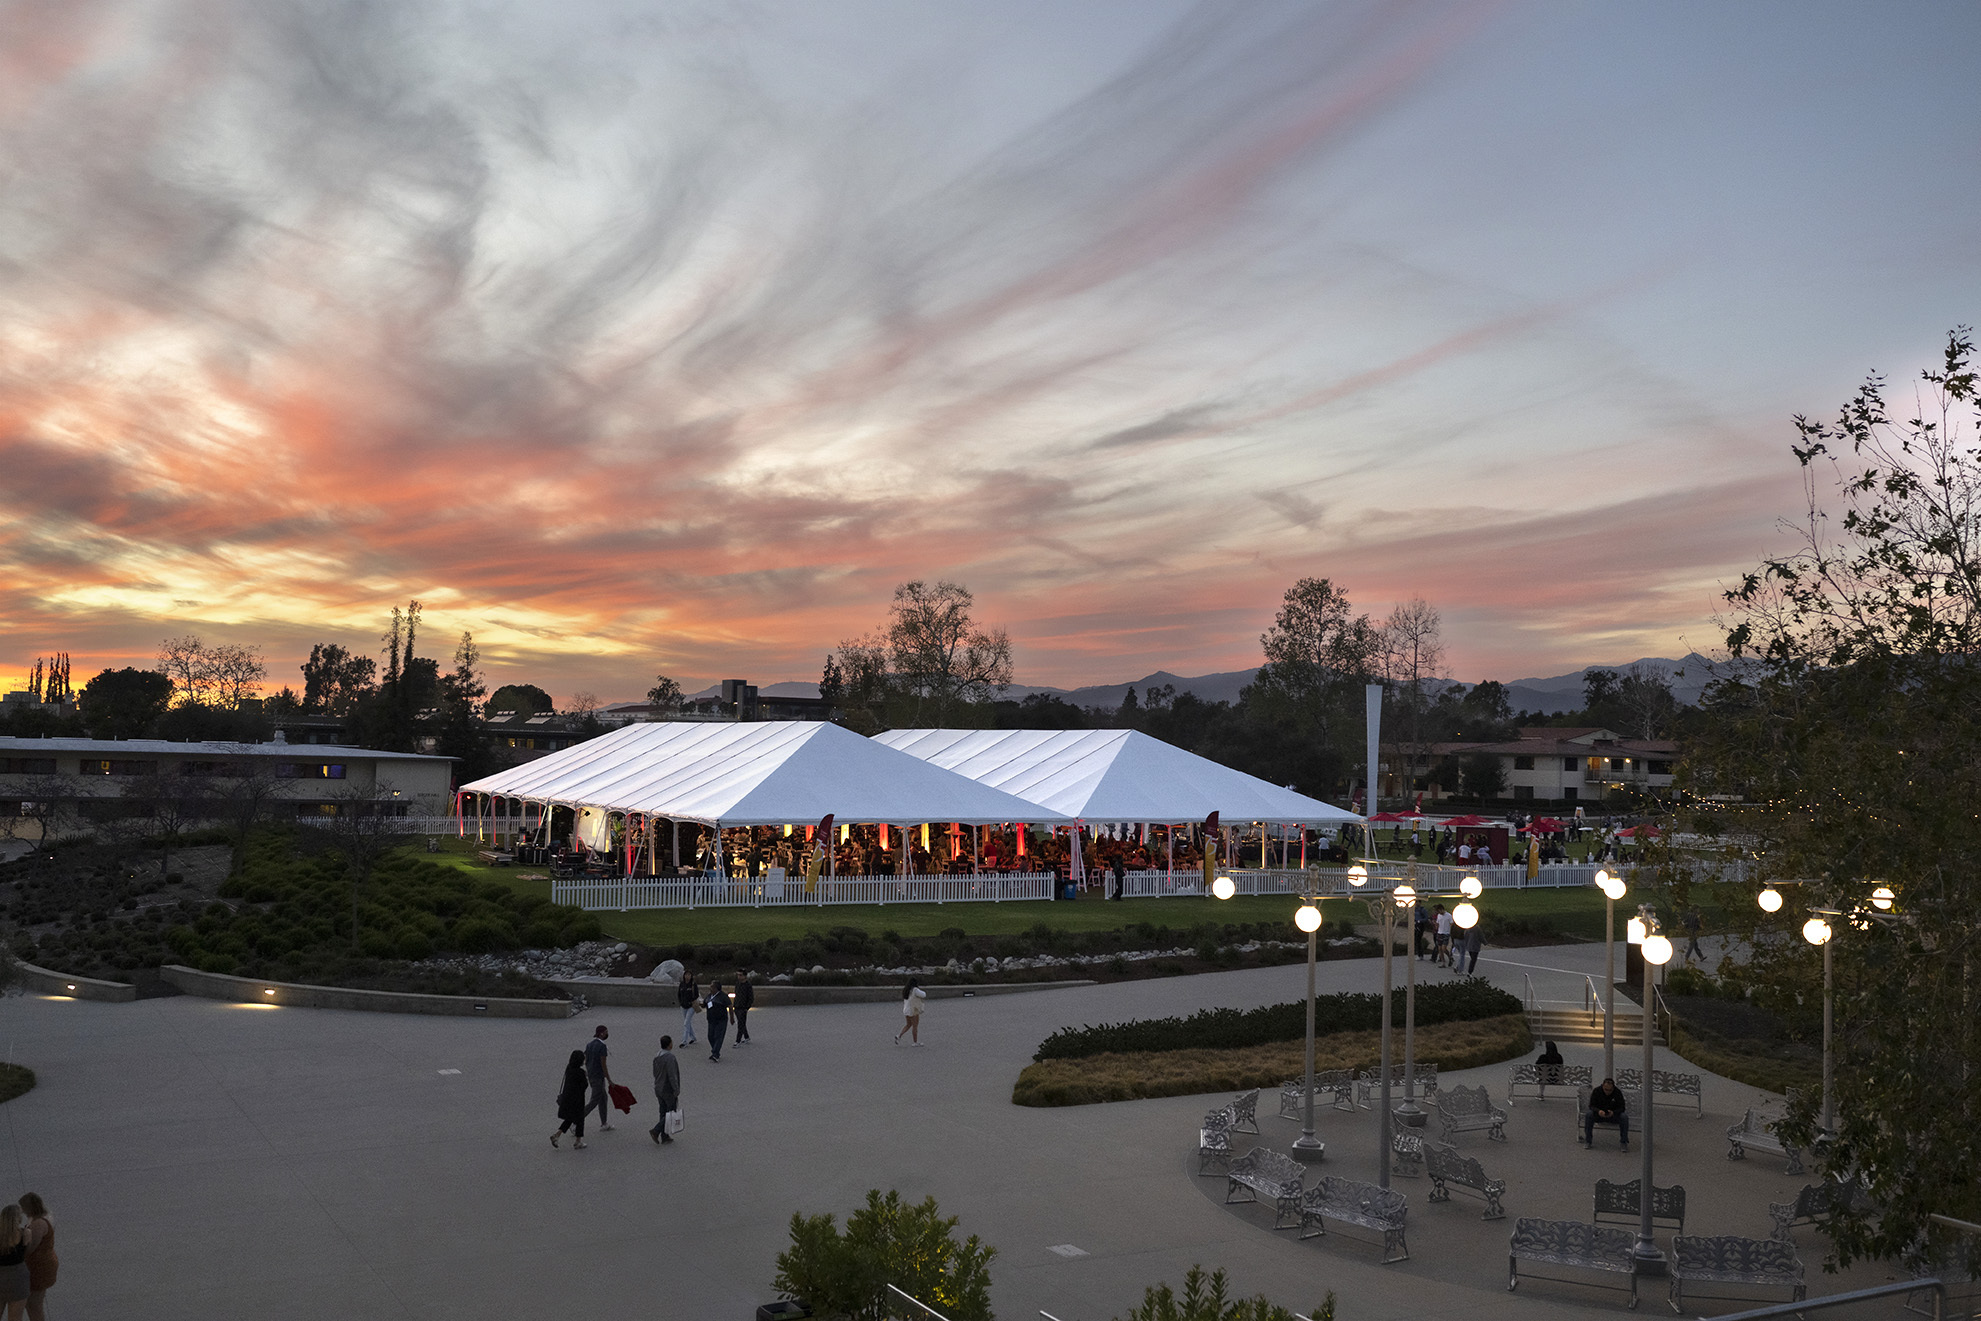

left=1758, top=887, right=1783, bottom=913
left=1596, top=869, right=1626, bottom=901
left=1626, top=916, right=1646, bottom=944
left=1394, top=883, right=1416, bottom=909
left=1643, top=933, right=1674, bottom=965
left=1347, top=864, right=1368, bottom=887
left=1211, top=875, right=1236, bottom=901
left=1295, top=904, right=1322, bottom=933
left=1803, top=917, right=1833, bottom=946
left=1453, top=901, right=1478, bottom=930
left=1460, top=875, right=1483, bottom=899
left=1870, top=886, right=1895, bottom=911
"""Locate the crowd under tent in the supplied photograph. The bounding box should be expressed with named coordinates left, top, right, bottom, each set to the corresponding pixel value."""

left=873, top=727, right=1361, bottom=876
left=455, top=720, right=1068, bottom=876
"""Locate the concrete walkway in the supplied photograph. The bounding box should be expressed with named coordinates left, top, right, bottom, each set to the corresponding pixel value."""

left=0, top=945, right=1898, bottom=1319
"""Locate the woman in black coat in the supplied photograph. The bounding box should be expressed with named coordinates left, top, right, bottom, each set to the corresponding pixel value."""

left=552, top=1049, right=589, bottom=1149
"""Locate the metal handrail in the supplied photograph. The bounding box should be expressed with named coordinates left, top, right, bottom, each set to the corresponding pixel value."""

left=1583, top=974, right=1605, bottom=1022
left=1698, top=1277, right=1943, bottom=1320
left=1523, top=973, right=1536, bottom=1016
left=888, top=1284, right=953, bottom=1321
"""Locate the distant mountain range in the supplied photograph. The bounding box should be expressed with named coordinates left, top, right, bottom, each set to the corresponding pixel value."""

left=684, top=654, right=1722, bottom=716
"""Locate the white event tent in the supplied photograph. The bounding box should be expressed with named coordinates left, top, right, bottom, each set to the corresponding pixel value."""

left=872, top=727, right=1360, bottom=827
left=458, top=720, right=1067, bottom=832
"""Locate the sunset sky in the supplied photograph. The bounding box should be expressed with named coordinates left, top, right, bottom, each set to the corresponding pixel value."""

left=3, top=0, right=1978, bottom=703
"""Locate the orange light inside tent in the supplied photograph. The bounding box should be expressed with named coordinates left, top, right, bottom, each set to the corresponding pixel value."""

left=879, top=824, right=889, bottom=849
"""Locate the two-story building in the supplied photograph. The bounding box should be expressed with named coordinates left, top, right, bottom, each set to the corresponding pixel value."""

left=0, top=735, right=453, bottom=836
left=1405, top=727, right=1677, bottom=804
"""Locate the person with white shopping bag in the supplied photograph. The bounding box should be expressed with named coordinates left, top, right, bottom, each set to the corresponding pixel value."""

left=648, top=1036, right=683, bottom=1145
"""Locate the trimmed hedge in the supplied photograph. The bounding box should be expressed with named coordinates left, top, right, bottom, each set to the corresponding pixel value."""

left=1032, top=977, right=1521, bottom=1062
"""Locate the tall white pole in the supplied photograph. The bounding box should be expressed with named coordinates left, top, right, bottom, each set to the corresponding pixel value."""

left=1822, top=938, right=1835, bottom=1136
left=1604, top=892, right=1616, bottom=1080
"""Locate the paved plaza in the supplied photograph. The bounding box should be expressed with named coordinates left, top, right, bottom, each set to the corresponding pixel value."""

left=0, top=942, right=1901, bottom=1319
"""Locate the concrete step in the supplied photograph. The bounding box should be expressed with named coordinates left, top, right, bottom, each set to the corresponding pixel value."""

left=1525, top=1008, right=1660, bottom=1045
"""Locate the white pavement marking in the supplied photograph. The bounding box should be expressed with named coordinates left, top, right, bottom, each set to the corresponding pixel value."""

left=1046, top=1244, right=1089, bottom=1258
left=437, top=1069, right=462, bottom=1075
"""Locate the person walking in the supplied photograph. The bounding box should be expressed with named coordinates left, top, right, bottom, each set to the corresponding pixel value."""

left=894, top=977, right=927, bottom=1045
left=1461, top=921, right=1484, bottom=974
left=552, top=1049, right=589, bottom=1149
left=732, top=974, right=754, bottom=1045
left=18, top=1195, right=52, bottom=1321
left=1433, top=904, right=1454, bottom=968
left=0, top=1206, right=25, bottom=1321
left=648, top=1036, right=681, bottom=1145
left=584, top=1024, right=614, bottom=1132
left=704, top=981, right=730, bottom=1062
left=1682, top=908, right=1706, bottom=964
left=676, top=970, right=699, bottom=1046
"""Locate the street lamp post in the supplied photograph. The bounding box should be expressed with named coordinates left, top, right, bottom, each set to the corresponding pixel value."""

left=1803, top=911, right=1836, bottom=1138
left=1346, top=863, right=1397, bottom=1187
left=1293, top=900, right=1325, bottom=1159
left=1394, top=883, right=1422, bottom=1127
left=1596, top=869, right=1627, bottom=1079
left=1634, top=908, right=1674, bottom=1275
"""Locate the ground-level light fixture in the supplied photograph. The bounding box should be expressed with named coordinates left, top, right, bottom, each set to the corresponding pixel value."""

left=1758, top=887, right=1783, bottom=913
left=1211, top=875, right=1236, bottom=901
left=1596, top=869, right=1627, bottom=901
left=1295, top=904, right=1322, bottom=933
left=1803, top=916, right=1833, bottom=946
left=1452, top=901, right=1479, bottom=929
left=264, top=988, right=277, bottom=996
left=1459, top=875, right=1483, bottom=899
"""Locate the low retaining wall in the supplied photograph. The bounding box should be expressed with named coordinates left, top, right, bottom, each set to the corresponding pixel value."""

left=161, top=965, right=574, bottom=1018
left=14, top=960, right=137, bottom=1003
left=551, top=978, right=1096, bottom=1007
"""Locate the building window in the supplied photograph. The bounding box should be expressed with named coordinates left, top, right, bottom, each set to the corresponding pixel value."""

left=77, top=760, right=157, bottom=776
left=0, top=758, right=56, bottom=775
left=1610, top=758, right=1627, bottom=770
left=1563, top=786, right=1578, bottom=800
left=1513, top=755, right=1535, bottom=770
left=1512, top=785, right=1534, bottom=800
left=277, top=763, right=347, bottom=780
left=1563, top=757, right=1578, bottom=771
left=1649, top=760, right=1672, bottom=775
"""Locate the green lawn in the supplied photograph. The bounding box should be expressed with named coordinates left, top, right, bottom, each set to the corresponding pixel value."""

left=415, top=837, right=1617, bottom=945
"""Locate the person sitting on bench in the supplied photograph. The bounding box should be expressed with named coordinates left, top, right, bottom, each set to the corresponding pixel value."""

left=1536, top=1040, right=1565, bottom=1086
left=1584, top=1077, right=1630, bottom=1150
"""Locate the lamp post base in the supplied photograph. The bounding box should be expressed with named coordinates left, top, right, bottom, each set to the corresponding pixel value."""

left=1393, top=1106, right=1428, bottom=1128
left=1631, top=1247, right=1669, bottom=1277
left=1289, top=1138, right=1327, bottom=1163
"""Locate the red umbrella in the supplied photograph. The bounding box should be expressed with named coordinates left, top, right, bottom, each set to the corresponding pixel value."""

left=1522, top=816, right=1568, bottom=833
left=1441, top=814, right=1491, bottom=828
left=1616, top=825, right=1661, bottom=839
left=1368, top=811, right=1422, bottom=823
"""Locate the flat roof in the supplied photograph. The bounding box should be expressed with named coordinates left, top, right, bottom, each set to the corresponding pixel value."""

left=0, top=737, right=451, bottom=762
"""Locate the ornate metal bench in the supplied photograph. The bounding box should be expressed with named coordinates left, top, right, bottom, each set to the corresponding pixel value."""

left=1613, top=1067, right=1704, bottom=1118
left=1437, top=1083, right=1508, bottom=1143
left=1669, top=1234, right=1805, bottom=1313
left=1225, top=1148, right=1306, bottom=1229
left=1228, top=1087, right=1261, bottom=1134
left=1769, top=1178, right=1866, bottom=1243
left=1198, top=1108, right=1234, bottom=1176
left=1575, top=1084, right=1639, bottom=1147
left=1507, top=1217, right=1638, bottom=1308
left=1279, top=1069, right=1355, bottom=1119
left=1298, top=1175, right=1409, bottom=1263
left=1392, top=1131, right=1425, bottom=1178
left=1356, top=1063, right=1438, bottom=1109
left=1508, top=1061, right=1592, bottom=1105
left=1726, top=1107, right=1805, bottom=1174
left=1426, top=1141, right=1506, bottom=1219
left=1593, top=1178, right=1685, bottom=1235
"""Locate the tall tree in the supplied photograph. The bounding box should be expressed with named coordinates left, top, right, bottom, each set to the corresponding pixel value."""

left=300, top=644, right=378, bottom=714
left=488, top=683, right=555, bottom=715
left=120, top=772, right=215, bottom=881
left=1246, top=578, right=1380, bottom=749
left=884, top=580, right=1013, bottom=724
left=435, top=632, right=495, bottom=780
left=644, top=675, right=683, bottom=713
left=156, top=636, right=265, bottom=709
left=1684, top=327, right=1981, bottom=1268
left=77, top=667, right=174, bottom=739
left=1381, top=597, right=1446, bottom=789
left=1615, top=662, right=1679, bottom=738
left=817, top=657, right=844, bottom=708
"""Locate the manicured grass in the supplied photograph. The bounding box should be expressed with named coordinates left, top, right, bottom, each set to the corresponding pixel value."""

left=0, top=1064, right=36, bottom=1105
left=418, top=835, right=1618, bottom=946
left=1011, top=1014, right=1532, bottom=1106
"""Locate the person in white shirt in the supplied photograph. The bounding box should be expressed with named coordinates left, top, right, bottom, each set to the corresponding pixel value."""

left=1433, top=904, right=1454, bottom=967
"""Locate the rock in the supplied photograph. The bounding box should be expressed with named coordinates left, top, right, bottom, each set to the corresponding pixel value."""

left=771, top=973, right=792, bottom=982
left=810, top=964, right=826, bottom=974
left=650, top=958, right=684, bottom=985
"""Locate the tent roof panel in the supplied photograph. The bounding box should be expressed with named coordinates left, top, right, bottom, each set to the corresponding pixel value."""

left=873, top=728, right=1360, bottom=824
left=459, top=721, right=1066, bottom=826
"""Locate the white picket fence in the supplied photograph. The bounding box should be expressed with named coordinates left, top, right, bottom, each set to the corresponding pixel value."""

left=1118, top=862, right=1633, bottom=898
left=293, top=815, right=460, bottom=834
left=551, top=870, right=1057, bottom=911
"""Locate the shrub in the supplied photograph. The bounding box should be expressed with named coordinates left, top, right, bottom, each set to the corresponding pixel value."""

left=1033, top=978, right=1522, bottom=1061
left=773, top=1190, right=994, bottom=1321
left=396, top=929, right=434, bottom=960
left=1117, top=1267, right=1333, bottom=1321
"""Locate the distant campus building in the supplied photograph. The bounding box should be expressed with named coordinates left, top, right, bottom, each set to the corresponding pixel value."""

left=0, top=736, right=453, bottom=833
left=1402, top=727, right=1677, bottom=804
